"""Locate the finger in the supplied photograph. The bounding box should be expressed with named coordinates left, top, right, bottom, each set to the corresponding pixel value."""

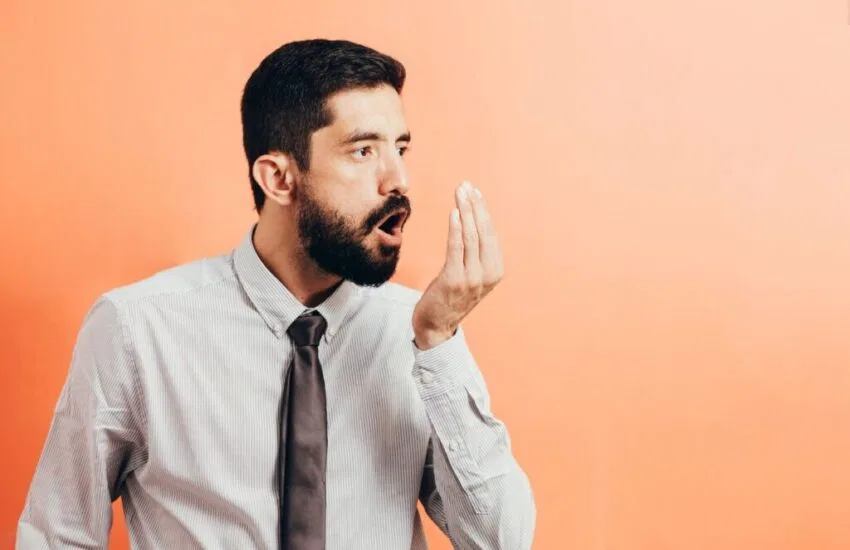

left=469, top=187, right=493, bottom=260
left=444, top=207, right=464, bottom=277
left=455, top=181, right=481, bottom=274
left=469, top=187, right=504, bottom=281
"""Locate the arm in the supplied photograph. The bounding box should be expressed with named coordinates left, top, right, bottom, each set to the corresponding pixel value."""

left=414, top=327, right=536, bottom=549
left=16, top=296, right=146, bottom=550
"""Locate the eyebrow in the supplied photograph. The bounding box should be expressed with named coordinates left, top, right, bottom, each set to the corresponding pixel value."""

left=340, top=129, right=411, bottom=145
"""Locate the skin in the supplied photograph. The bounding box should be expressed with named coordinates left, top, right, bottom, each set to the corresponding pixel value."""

left=250, top=84, right=504, bottom=350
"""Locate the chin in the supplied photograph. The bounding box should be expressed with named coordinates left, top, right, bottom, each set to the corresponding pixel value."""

left=347, top=266, right=398, bottom=287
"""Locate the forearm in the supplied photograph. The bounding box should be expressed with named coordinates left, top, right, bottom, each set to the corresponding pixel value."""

left=414, top=328, right=536, bottom=548
left=17, top=412, right=114, bottom=549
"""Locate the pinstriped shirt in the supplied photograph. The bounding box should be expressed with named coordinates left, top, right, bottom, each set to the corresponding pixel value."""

left=16, top=225, right=536, bottom=550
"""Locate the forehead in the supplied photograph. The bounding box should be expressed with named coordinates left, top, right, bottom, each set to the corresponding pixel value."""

left=320, top=85, right=408, bottom=140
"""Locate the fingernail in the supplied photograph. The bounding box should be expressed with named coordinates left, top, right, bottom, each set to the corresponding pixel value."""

left=462, top=180, right=472, bottom=191
left=474, top=188, right=482, bottom=198
left=457, top=185, right=467, bottom=199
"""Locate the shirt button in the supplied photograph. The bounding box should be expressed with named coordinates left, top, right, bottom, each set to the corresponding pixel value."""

left=420, top=371, right=434, bottom=384
left=448, top=440, right=459, bottom=452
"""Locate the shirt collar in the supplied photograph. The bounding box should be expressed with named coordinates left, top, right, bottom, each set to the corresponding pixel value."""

left=232, top=224, right=361, bottom=342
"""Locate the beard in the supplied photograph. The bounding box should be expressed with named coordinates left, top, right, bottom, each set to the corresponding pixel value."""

left=296, top=182, right=411, bottom=287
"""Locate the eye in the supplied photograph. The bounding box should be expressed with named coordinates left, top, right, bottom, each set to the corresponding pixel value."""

left=352, top=146, right=372, bottom=159
left=397, top=145, right=409, bottom=157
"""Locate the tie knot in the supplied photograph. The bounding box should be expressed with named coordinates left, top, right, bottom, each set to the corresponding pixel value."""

left=287, top=311, right=327, bottom=347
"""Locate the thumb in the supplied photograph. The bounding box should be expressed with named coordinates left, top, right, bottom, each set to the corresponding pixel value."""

left=445, top=208, right=463, bottom=271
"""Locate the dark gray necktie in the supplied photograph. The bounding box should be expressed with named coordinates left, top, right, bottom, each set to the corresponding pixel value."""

left=280, top=311, right=328, bottom=549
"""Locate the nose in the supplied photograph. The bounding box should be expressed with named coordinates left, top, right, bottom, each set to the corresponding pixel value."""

left=377, top=152, right=409, bottom=196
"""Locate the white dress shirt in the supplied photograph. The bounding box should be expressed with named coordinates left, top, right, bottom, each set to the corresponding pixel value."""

left=17, top=224, right=536, bottom=549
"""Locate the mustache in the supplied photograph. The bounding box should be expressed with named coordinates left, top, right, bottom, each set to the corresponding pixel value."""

left=363, top=194, right=411, bottom=232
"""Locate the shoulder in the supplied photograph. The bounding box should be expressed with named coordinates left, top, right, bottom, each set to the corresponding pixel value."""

left=82, top=252, right=236, bottom=333
left=104, top=253, right=234, bottom=305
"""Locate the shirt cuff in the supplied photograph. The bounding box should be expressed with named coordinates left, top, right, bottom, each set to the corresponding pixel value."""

left=412, top=327, right=476, bottom=400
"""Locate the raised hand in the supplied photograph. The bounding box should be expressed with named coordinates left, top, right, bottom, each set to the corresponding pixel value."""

left=412, top=181, right=505, bottom=350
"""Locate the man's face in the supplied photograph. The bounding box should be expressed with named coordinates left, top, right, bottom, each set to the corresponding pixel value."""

left=295, top=85, right=412, bottom=286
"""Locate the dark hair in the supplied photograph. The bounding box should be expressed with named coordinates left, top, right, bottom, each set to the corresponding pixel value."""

left=240, top=39, right=407, bottom=211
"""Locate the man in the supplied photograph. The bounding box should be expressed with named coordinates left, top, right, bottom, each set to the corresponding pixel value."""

left=17, top=39, right=536, bottom=549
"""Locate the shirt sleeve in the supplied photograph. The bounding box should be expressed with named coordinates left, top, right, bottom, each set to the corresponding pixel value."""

left=16, top=296, right=147, bottom=550
left=413, top=326, right=536, bottom=549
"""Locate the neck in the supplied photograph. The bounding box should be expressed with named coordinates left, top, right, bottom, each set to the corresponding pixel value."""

left=252, top=212, right=343, bottom=308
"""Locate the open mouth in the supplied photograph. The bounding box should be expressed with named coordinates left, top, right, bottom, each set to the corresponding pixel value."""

left=375, top=209, right=409, bottom=236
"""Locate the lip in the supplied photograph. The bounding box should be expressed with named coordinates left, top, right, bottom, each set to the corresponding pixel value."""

left=375, top=226, right=403, bottom=246
left=373, top=208, right=409, bottom=247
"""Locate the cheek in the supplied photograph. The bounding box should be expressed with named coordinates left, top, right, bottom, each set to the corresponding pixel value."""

left=314, top=161, right=381, bottom=222
left=324, top=192, right=373, bottom=231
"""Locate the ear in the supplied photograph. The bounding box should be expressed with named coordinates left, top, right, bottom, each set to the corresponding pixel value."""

left=252, top=152, right=298, bottom=207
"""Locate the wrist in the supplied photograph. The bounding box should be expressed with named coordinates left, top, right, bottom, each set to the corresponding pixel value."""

left=413, top=327, right=456, bottom=350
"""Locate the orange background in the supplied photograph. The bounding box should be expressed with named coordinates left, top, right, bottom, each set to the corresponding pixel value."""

left=2, top=1, right=850, bottom=548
